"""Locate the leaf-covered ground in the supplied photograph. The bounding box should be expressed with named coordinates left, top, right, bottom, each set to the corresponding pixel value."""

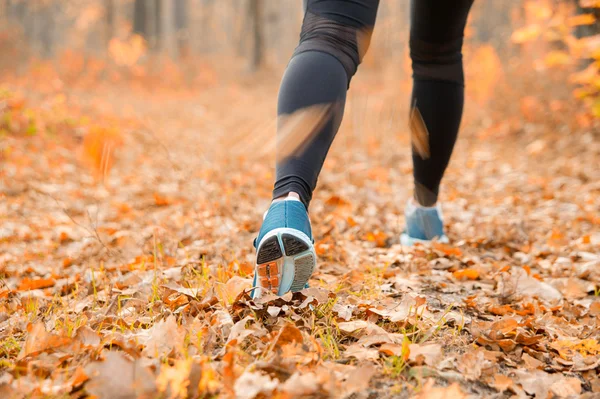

left=1, top=68, right=599, bottom=399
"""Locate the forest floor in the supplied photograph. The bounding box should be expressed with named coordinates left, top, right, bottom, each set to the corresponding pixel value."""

left=1, top=63, right=600, bottom=399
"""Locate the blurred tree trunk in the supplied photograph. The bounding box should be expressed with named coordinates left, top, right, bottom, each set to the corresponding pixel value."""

left=248, top=0, right=263, bottom=71
left=105, top=0, right=115, bottom=48
left=39, top=3, right=56, bottom=58
left=134, top=0, right=162, bottom=50
left=133, top=0, right=147, bottom=37
left=160, top=0, right=176, bottom=57
left=174, top=0, right=189, bottom=57
left=152, top=0, right=161, bottom=50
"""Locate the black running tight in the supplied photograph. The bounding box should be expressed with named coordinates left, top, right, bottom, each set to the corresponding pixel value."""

left=273, top=0, right=475, bottom=208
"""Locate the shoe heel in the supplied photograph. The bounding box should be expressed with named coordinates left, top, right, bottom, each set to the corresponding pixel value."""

left=255, top=228, right=316, bottom=297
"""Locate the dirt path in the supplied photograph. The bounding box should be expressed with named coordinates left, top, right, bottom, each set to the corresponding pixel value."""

left=1, top=77, right=599, bottom=398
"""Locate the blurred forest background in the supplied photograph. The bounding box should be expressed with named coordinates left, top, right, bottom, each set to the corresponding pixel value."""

left=1, top=0, right=599, bottom=118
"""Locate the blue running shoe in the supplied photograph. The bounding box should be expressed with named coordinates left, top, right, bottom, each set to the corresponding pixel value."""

left=252, top=197, right=316, bottom=298
left=400, top=200, right=449, bottom=246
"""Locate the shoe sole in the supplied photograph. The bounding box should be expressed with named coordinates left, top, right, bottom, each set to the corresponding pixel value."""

left=400, top=233, right=449, bottom=246
left=254, top=227, right=316, bottom=298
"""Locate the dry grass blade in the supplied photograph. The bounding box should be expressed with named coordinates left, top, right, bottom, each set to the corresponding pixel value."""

left=409, top=103, right=430, bottom=160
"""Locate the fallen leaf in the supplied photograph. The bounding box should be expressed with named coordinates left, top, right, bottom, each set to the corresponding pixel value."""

left=281, top=372, right=320, bottom=396
left=17, top=277, right=56, bottom=291
left=456, top=350, right=486, bottom=381
left=18, top=323, right=74, bottom=360
left=415, top=380, right=467, bottom=399
left=346, top=343, right=379, bottom=361
left=85, top=351, right=156, bottom=399
left=340, top=364, right=376, bottom=398
left=272, top=323, right=303, bottom=350
left=491, top=374, right=513, bottom=392
left=408, top=343, right=442, bottom=366
left=217, top=276, right=252, bottom=304
left=233, top=371, right=278, bottom=399
left=156, top=358, right=194, bottom=399
left=141, top=316, right=185, bottom=358
left=453, top=268, right=480, bottom=280
left=500, top=267, right=562, bottom=304
left=590, top=301, right=600, bottom=316
left=550, top=338, right=600, bottom=360
left=338, top=320, right=387, bottom=337
left=521, top=352, right=543, bottom=369
left=550, top=377, right=581, bottom=397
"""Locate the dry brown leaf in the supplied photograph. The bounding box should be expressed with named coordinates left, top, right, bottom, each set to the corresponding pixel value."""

left=18, top=323, right=75, bottom=360
left=491, top=374, right=513, bottom=392
left=156, top=358, right=193, bottom=399
left=281, top=372, right=320, bottom=396
left=456, top=350, right=486, bottom=381
left=489, top=318, right=519, bottom=340
left=550, top=377, right=582, bottom=397
left=338, top=320, right=387, bottom=337
left=85, top=351, right=156, bottom=399
left=346, top=343, right=380, bottom=361
left=272, top=323, right=303, bottom=350
left=521, top=352, right=543, bottom=369
left=234, top=371, right=278, bottom=399
left=499, top=267, right=562, bottom=304
left=415, top=380, right=467, bottom=399
left=141, top=316, right=185, bottom=358
left=340, top=364, right=376, bottom=398
left=227, top=315, right=257, bottom=344
left=408, top=344, right=442, bottom=367
left=589, top=301, right=600, bottom=316
left=513, top=369, right=554, bottom=399
left=217, top=276, right=252, bottom=304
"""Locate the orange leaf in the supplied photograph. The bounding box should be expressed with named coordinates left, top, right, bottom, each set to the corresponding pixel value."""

left=81, top=126, right=123, bottom=180
left=325, top=195, right=350, bottom=207
left=544, top=51, right=571, bottom=67
left=153, top=193, right=171, bottom=206
left=365, top=231, right=388, bottom=248
left=18, top=277, right=56, bottom=291
left=70, top=366, right=89, bottom=388
left=453, top=269, right=479, bottom=281
left=489, top=305, right=513, bottom=316
left=59, top=231, right=71, bottom=244
left=433, top=243, right=462, bottom=257
left=568, top=14, right=596, bottom=27
left=511, top=25, right=541, bottom=44
left=273, top=323, right=303, bottom=350
left=19, top=323, right=73, bottom=359
left=515, top=303, right=536, bottom=316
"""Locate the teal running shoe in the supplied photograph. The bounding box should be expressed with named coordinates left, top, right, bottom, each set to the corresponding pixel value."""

left=400, top=200, right=449, bottom=246
left=252, top=198, right=316, bottom=298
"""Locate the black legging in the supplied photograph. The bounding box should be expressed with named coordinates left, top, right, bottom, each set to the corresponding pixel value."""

left=273, top=0, right=474, bottom=208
